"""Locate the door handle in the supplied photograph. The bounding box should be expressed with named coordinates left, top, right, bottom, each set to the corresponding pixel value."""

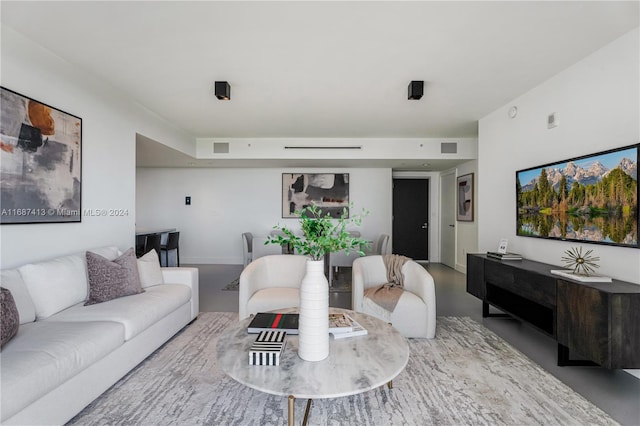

left=449, top=224, right=455, bottom=227
left=421, top=223, right=428, bottom=229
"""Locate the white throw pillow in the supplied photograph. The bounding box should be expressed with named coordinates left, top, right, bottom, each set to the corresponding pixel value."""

left=86, top=246, right=120, bottom=261
left=137, top=249, right=164, bottom=288
left=19, top=254, right=87, bottom=320
left=0, top=269, right=37, bottom=324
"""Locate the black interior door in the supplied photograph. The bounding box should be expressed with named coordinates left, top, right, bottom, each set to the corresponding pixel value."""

left=392, top=178, right=429, bottom=260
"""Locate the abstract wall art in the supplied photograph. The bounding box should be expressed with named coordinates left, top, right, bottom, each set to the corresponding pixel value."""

left=282, top=173, right=349, bottom=218
left=1, top=87, right=82, bottom=224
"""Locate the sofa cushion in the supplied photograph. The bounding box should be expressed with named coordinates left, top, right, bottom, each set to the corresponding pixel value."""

left=85, top=248, right=143, bottom=306
left=0, top=320, right=124, bottom=421
left=0, top=269, right=36, bottom=324
left=1, top=287, right=20, bottom=347
left=246, top=288, right=300, bottom=318
left=85, top=246, right=121, bottom=261
left=19, top=254, right=87, bottom=320
left=48, top=284, right=190, bottom=340
left=137, top=249, right=164, bottom=288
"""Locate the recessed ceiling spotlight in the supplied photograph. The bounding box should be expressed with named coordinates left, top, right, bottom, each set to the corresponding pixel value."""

left=214, top=81, right=230, bottom=100
left=408, top=81, right=424, bottom=100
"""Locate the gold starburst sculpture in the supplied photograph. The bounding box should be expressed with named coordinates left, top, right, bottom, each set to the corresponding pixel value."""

left=561, top=246, right=600, bottom=276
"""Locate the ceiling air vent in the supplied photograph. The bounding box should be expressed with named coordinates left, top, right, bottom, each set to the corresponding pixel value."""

left=213, top=142, right=229, bottom=154
left=283, top=146, right=362, bottom=150
left=441, top=142, right=457, bottom=154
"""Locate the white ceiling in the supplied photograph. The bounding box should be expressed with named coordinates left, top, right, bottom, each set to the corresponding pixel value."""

left=2, top=1, right=638, bottom=168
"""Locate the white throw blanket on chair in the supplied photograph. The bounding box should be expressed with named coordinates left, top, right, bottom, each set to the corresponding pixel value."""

left=362, top=254, right=410, bottom=322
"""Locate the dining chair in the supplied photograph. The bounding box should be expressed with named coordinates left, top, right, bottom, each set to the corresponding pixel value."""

left=242, top=232, right=254, bottom=267
left=160, top=232, right=180, bottom=267
left=142, top=234, right=162, bottom=264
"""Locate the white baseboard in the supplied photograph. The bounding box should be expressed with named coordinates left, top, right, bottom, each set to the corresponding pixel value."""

left=455, top=263, right=467, bottom=274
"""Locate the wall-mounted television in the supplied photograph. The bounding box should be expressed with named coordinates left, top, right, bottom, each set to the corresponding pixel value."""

left=516, top=144, right=638, bottom=248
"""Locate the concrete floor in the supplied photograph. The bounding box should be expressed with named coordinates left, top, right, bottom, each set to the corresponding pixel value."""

left=188, top=262, right=640, bottom=425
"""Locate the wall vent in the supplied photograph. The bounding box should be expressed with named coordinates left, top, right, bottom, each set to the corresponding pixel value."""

left=283, top=146, right=362, bottom=150
left=441, top=142, right=457, bottom=154
left=213, top=142, right=229, bottom=154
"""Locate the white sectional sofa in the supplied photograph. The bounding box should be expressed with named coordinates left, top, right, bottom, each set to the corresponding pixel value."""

left=0, top=246, right=199, bottom=425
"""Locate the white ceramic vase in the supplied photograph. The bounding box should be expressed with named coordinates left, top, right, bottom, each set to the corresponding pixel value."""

left=298, top=259, right=329, bottom=361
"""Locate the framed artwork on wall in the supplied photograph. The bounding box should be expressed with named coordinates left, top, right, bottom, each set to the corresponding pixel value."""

left=282, top=173, right=349, bottom=218
left=0, top=87, right=82, bottom=224
left=457, top=173, right=474, bottom=222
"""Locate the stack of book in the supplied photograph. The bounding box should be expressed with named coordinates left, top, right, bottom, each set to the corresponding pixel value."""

left=247, top=312, right=368, bottom=339
left=248, top=313, right=299, bottom=334
left=487, top=251, right=523, bottom=261
left=330, top=313, right=368, bottom=339
left=249, top=330, right=286, bottom=366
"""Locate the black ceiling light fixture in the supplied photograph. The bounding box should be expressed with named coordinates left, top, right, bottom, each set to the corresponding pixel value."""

left=408, top=81, right=424, bottom=100
left=214, top=81, right=230, bottom=100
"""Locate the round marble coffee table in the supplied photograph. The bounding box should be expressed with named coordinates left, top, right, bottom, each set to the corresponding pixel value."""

left=217, top=307, right=409, bottom=426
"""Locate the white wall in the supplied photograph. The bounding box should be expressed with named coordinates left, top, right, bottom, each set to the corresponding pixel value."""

left=196, top=137, right=477, bottom=163
left=478, top=28, right=639, bottom=284
left=0, top=28, right=193, bottom=268
left=136, top=168, right=393, bottom=264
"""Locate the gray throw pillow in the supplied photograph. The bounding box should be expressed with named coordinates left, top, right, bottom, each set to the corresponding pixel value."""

left=85, top=248, right=144, bottom=306
left=1, top=287, right=20, bottom=348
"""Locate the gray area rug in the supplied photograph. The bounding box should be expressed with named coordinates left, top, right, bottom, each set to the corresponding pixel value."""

left=223, top=267, right=352, bottom=293
left=68, top=313, right=616, bottom=426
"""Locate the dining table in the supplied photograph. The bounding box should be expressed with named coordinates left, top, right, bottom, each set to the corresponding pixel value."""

left=135, top=227, right=176, bottom=259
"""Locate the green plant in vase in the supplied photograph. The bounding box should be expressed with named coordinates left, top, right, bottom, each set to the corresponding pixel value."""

left=266, top=204, right=370, bottom=261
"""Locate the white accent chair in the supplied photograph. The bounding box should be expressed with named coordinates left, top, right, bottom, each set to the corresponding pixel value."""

left=352, top=255, right=436, bottom=338
left=238, top=254, right=307, bottom=320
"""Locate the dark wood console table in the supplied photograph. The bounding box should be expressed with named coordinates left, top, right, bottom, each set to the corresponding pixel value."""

left=467, top=253, right=640, bottom=369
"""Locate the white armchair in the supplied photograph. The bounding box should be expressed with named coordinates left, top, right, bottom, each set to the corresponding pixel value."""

left=352, top=255, right=436, bottom=338
left=238, top=254, right=307, bottom=320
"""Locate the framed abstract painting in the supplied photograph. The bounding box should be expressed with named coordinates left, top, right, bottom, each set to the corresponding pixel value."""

left=457, top=173, right=474, bottom=222
left=282, top=173, right=349, bottom=218
left=1, top=87, right=82, bottom=224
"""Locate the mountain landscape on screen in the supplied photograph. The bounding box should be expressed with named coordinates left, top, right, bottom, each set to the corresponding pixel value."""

left=516, top=145, right=638, bottom=247
left=521, top=158, right=637, bottom=191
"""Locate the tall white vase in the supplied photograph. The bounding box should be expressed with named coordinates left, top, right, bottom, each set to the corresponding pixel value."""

left=298, top=259, right=329, bottom=361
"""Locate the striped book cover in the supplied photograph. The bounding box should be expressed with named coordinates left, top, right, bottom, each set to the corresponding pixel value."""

left=249, top=330, right=287, bottom=366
